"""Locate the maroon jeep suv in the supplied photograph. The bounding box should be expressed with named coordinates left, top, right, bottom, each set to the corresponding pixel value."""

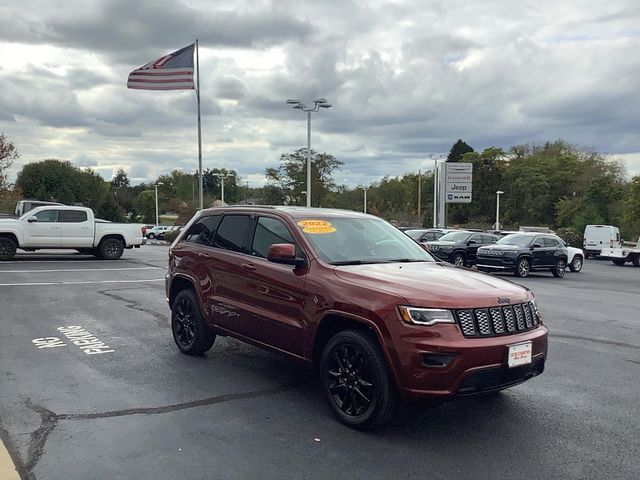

left=166, top=207, right=547, bottom=429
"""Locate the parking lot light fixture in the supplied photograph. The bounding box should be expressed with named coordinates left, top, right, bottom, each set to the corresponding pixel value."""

left=154, top=182, right=165, bottom=227
left=212, top=172, right=234, bottom=205
left=285, top=98, right=332, bottom=207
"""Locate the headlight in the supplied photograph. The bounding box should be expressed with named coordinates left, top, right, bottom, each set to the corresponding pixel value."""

left=398, top=306, right=455, bottom=326
left=439, top=245, right=453, bottom=251
left=503, top=251, right=517, bottom=257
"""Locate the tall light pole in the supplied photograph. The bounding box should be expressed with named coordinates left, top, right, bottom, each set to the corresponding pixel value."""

left=417, top=170, right=421, bottom=226
left=361, top=186, right=369, bottom=213
left=212, top=172, right=234, bottom=205
left=495, top=190, right=504, bottom=230
left=154, top=182, right=164, bottom=226
left=286, top=98, right=332, bottom=207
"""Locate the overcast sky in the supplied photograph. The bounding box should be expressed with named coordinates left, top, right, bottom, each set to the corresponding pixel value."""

left=1, top=0, right=639, bottom=188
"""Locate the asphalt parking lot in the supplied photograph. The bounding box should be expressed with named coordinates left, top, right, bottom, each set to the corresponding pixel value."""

left=1, top=246, right=639, bottom=480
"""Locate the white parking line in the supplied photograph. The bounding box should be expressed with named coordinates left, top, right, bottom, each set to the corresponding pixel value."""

left=0, top=267, right=164, bottom=273
left=0, top=279, right=165, bottom=286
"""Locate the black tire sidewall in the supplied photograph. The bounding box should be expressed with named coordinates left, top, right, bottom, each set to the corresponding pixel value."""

left=99, top=238, right=124, bottom=260
left=0, top=237, right=17, bottom=261
left=171, top=290, right=215, bottom=355
left=553, top=259, right=566, bottom=278
left=320, top=330, right=396, bottom=430
left=570, top=256, right=583, bottom=272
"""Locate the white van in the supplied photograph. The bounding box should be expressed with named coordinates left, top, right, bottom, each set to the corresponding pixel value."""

left=583, top=225, right=620, bottom=257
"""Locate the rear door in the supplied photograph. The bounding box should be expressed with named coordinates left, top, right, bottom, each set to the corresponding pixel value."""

left=22, top=209, right=61, bottom=247
left=59, top=210, right=93, bottom=247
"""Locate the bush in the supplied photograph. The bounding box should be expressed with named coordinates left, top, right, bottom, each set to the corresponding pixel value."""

left=163, top=229, right=181, bottom=243
left=556, top=227, right=581, bottom=247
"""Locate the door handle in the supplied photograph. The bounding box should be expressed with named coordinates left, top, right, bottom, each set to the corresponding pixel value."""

left=197, top=252, right=212, bottom=259
left=241, top=263, right=256, bottom=271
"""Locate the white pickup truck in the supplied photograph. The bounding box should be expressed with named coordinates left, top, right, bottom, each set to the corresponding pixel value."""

left=601, top=236, right=640, bottom=267
left=0, top=205, right=146, bottom=261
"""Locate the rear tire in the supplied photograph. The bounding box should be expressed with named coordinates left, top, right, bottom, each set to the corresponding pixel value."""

left=612, top=258, right=626, bottom=266
left=569, top=255, right=583, bottom=272
left=0, top=237, right=17, bottom=261
left=171, top=289, right=215, bottom=355
left=514, top=257, right=530, bottom=277
left=552, top=259, right=566, bottom=278
left=631, top=255, right=640, bottom=267
left=320, top=329, right=398, bottom=430
left=99, top=238, right=124, bottom=260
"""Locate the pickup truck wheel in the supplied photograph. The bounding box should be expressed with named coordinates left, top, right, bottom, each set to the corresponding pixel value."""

left=569, top=255, right=583, bottom=272
left=631, top=255, right=640, bottom=267
left=612, top=258, right=626, bottom=266
left=0, top=237, right=17, bottom=261
left=514, top=258, right=530, bottom=278
left=320, top=330, right=398, bottom=430
left=552, top=259, right=566, bottom=278
left=99, top=238, right=124, bottom=260
left=452, top=253, right=465, bottom=267
left=171, top=290, right=215, bottom=355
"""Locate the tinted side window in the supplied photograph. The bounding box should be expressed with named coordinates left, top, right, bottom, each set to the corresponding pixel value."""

left=213, top=215, right=251, bottom=253
left=184, top=215, right=221, bottom=246
left=251, top=217, right=295, bottom=258
left=544, top=237, right=559, bottom=247
left=483, top=235, right=497, bottom=244
left=34, top=210, right=59, bottom=223
left=469, top=234, right=482, bottom=244
left=60, top=210, right=88, bottom=222
left=533, top=237, right=545, bottom=247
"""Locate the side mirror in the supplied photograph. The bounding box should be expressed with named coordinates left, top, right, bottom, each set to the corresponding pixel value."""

left=27, top=216, right=38, bottom=223
left=267, top=243, right=305, bottom=268
left=531, top=243, right=542, bottom=249
left=467, top=240, right=477, bottom=245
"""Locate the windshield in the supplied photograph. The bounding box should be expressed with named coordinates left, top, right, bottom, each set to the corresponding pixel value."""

left=297, top=217, right=435, bottom=265
left=405, top=229, right=426, bottom=240
left=436, top=231, right=473, bottom=243
left=496, top=234, right=534, bottom=247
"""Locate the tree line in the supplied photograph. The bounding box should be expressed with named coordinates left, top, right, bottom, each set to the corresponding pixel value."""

left=1, top=132, right=639, bottom=242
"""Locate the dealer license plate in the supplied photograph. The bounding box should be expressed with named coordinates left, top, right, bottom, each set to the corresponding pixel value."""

left=507, top=342, right=532, bottom=368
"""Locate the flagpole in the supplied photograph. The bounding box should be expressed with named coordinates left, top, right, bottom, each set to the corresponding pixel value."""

left=196, top=38, right=203, bottom=210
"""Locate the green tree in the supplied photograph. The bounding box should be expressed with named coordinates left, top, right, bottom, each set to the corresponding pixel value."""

left=134, top=190, right=156, bottom=223
left=0, top=132, right=20, bottom=213
left=622, top=176, right=640, bottom=239
left=447, top=139, right=474, bottom=162
left=265, top=149, right=343, bottom=207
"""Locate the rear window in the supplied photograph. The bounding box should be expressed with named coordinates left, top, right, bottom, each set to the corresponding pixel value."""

left=60, top=210, right=88, bottom=222
left=212, top=215, right=251, bottom=253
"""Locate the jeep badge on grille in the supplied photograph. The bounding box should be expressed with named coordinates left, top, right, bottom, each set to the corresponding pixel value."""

left=497, top=297, right=511, bottom=304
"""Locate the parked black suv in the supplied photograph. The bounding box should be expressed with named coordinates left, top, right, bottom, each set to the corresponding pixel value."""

left=476, top=233, right=569, bottom=278
left=425, top=230, right=499, bottom=266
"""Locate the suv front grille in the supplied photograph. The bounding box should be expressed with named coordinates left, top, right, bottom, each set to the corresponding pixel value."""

left=454, top=302, right=540, bottom=337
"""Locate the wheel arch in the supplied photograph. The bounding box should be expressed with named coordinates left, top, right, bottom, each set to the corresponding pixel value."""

left=98, top=234, right=125, bottom=247
left=0, top=232, right=19, bottom=246
left=311, top=312, right=400, bottom=387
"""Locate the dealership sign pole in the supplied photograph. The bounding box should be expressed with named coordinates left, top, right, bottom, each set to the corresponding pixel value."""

left=438, top=162, right=473, bottom=227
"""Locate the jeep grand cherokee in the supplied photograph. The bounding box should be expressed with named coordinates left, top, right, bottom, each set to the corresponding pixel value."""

left=166, top=207, right=548, bottom=430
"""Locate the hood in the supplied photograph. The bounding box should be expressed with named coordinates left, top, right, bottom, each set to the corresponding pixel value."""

left=0, top=217, right=19, bottom=225
left=332, top=262, right=531, bottom=309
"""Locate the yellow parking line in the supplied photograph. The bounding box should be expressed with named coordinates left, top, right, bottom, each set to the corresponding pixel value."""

left=0, top=438, right=19, bottom=480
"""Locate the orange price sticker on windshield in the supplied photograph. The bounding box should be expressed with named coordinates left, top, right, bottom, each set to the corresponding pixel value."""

left=297, top=219, right=337, bottom=234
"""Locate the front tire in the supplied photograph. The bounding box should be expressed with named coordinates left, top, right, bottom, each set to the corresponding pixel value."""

left=99, top=238, right=124, bottom=260
left=631, top=255, right=640, bottom=267
left=552, top=259, right=566, bottom=278
left=612, top=258, right=626, bottom=266
left=320, top=330, right=398, bottom=430
left=0, top=237, right=17, bottom=261
left=171, top=289, right=215, bottom=355
left=569, top=255, right=583, bottom=272
left=514, top=257, right=530, bottom=277
left=452, top=253, right=465, bottom=267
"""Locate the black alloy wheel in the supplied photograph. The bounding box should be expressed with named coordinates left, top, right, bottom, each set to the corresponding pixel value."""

left=0, top=237, right=17, bottom=261
left=171, top=289, right=215, bottom=355
left=452, top=253, right=465, bottom=267
left=320, top=330, right=397, bottom=430
left=552, top=259, right=566, bottom=278
left=514, top=257, right=530, bottom=277
left=569, top=255, right=583, bottom=272
left=99, top=238, right=124, bottom=260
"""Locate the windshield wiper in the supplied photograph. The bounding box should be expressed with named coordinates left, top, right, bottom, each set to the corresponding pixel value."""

left=384, top=258, right=426, bottom=263
left=330, top=260, right=383, bottom=266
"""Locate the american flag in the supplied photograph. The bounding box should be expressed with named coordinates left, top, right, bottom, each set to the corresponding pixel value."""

left=127, top=44, right=195, bottom=90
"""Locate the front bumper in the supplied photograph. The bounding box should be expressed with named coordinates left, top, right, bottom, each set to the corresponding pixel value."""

left=386, top=322, right=548, bottom=398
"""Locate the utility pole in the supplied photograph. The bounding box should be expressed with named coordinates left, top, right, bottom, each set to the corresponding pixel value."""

left=417, top=170, right=421, bottom=226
